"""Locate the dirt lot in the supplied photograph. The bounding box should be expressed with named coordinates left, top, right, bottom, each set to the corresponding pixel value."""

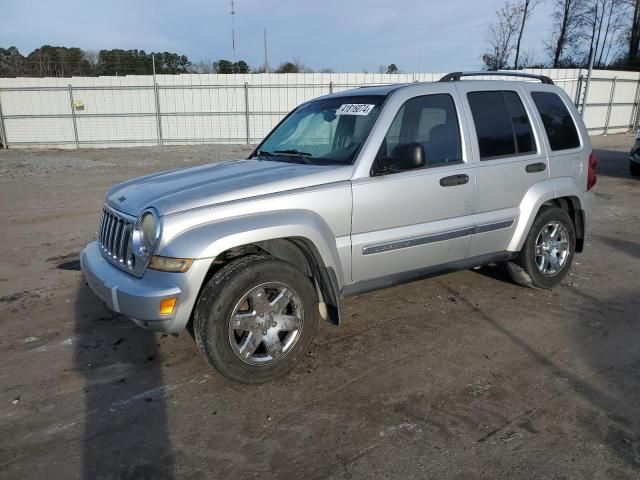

left=0, top=135, right=639, bottom=479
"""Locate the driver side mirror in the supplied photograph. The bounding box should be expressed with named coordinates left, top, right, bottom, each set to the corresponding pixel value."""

left=380, top=142, right=426, bottom=173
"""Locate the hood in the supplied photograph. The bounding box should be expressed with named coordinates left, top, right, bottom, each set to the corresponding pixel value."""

left=106, top=159, right=351, bottom=216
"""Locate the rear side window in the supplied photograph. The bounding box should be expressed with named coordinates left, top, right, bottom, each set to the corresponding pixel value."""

left=531, top=92, right=580, bottom=151
left=467, top=91, right=536, bottom=160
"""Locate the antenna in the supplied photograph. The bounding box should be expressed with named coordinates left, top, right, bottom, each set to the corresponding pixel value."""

left=230, top=0, right=237, bottom=69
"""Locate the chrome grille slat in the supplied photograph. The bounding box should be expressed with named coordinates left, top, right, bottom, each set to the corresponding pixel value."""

left=99, top=212, right=107, bottom=247
left=104, top=214, right=112, bottom=250
left=112, top=221, right=122, bottom=259
left=96, top=207, right=134, bottom=270
left=107, top=215, right=116, bottom=254
left=103, top=214, right=110, bottom=250
left=98, top=212, right=106, bottom=247
left=118, top=225, right=129, bottom=263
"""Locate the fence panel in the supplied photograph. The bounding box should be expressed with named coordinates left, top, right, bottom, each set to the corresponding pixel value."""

left=0, top=69, right=638, bottom=149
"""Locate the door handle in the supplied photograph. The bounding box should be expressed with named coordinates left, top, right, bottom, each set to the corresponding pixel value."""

left=526, top=162, right=547, bottom=173
left=440, top=174, right=469, bottom=187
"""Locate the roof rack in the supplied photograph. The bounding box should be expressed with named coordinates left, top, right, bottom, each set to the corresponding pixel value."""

left=439, top=71, right=554, bottom=85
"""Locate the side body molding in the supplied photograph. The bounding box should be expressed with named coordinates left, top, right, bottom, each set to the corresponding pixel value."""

left=159, top=209, right=346, bottom=289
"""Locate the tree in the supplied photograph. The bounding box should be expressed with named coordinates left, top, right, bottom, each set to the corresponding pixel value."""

left=386, top=63, right=399, bottom=73
left=235, top=60, right=250, bottom=73
left=0, top=47, right=25, bottom=77
left=24, top=45, right=91, bottom=77
left=275, top=62, right=299, bottom=73
left=153, top=52, right=191, bottom=74
left=514, top=0, right=543, bottom=69
left=582, top=0, right=629, bottom=68
left=96, top=49, right=152, bottom=76
left=213, top=59, right=234, bottom=73
left=191, top=59, right=214, bottom=73
left=628, top=0, right=640, bottom=66
left=546, top=0, right=587, bottom=67
left=482, top=2, right=522, bottom=70
left=213, top=59, right=250, bottom=74
left=83, top=50, right=99, bottom=75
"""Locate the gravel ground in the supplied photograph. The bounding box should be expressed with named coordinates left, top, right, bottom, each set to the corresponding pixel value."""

left=0, top=135, right=639, bottom=479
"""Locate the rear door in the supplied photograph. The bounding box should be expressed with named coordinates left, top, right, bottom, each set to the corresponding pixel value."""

left=455, top=84, right=550, bottom=257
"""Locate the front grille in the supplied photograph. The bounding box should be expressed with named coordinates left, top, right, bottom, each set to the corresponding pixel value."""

left=97, top=208, right=133, bottom=267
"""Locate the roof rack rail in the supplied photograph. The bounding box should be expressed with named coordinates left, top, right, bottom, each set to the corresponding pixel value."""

left=439, top=71, right=554, bottom=85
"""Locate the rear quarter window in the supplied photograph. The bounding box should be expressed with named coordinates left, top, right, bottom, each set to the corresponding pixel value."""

left=530, top=92, right=580, bottom=151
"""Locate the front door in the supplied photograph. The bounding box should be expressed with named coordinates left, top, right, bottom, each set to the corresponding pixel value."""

left=351, top=91, right=475, bottom=283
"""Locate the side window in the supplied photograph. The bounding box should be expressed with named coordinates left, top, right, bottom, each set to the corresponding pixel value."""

left=531, top=92, right=580, bottom=151
left=467, top=91, right=536, bottom=160
left=380, top=94, right=462, bottom=166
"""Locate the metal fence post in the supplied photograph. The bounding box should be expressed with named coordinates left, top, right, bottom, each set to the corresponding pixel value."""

left=244, top=82, right=250, bottom=144
left=154, top=82, right=163, bottom=145
left=68, top=84, right=80, bottom=149
left=604, top=77, right=617, bottom=135
left=0, top=92, right=8, bottom=149
left=329, top=81, right=334, bottom=94
left=630, top=79, right=640, bottom=132
left=574, top=74, right=583, bottom=107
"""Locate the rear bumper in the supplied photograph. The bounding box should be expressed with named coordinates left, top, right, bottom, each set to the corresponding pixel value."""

left=80, top=241, right=209, bottom=334
left=581, top=191, right=595, bottom=235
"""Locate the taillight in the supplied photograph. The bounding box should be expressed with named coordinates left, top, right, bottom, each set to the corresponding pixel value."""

left=587, top=152, right=597, bottom=191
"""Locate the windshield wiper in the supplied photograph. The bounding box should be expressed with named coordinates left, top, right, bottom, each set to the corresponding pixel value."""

left=255, top=150, right=274, bottom=158
left=273, top=149, right=313, bottom=157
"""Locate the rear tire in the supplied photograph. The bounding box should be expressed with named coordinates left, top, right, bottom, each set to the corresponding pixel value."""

left=506, top=206, right=576, bottom=289
left=193, top=255, right=318, bottom=384
left=630, top=163, right=640, bottom=177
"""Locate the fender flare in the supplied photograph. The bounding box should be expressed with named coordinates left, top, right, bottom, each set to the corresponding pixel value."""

left=507, top=178, right=584, bottom=252
left=159, top=209, right=345, bottom=289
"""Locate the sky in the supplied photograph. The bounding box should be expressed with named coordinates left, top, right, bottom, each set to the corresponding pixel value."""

left=1, top=0, right=552, bottom=72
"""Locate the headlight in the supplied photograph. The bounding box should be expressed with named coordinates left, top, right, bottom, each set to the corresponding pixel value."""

left=148, top=256, right=193, bottom=273
left=132, top=208, right=160, bottom=259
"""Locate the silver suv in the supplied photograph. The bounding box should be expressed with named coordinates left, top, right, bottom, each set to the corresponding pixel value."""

left=81, top=72, right=597, bottom=383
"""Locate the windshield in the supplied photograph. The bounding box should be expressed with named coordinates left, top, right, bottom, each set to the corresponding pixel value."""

left=253, top=95, right=385, bottom=165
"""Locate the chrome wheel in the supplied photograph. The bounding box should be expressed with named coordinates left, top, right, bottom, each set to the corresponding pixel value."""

left=228, top=282, right=304, bottom=366
left=534, top=221, right=570, bottom=277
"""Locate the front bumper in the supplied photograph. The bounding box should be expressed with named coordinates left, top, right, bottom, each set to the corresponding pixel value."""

left=80, top=241, right=209, bottom=334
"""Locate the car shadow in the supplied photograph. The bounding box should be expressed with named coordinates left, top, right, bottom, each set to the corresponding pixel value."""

left=594, top=236, right=640, bottom=260
left=74, top=279, right=175, bottom=479
left=593, top=148, right=638, bottom=180
left=469, top=263, right=513, bottom=284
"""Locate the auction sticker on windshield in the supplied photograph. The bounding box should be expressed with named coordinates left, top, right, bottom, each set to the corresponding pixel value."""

left=336, top=104, right=375, bottom=116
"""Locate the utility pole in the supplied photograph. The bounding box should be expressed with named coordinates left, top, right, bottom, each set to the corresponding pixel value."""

left=263, top=28, right=269, bottom=73
left=582, top=41, right=596, bottom=117
left=230, top=0, right=237, bottom=71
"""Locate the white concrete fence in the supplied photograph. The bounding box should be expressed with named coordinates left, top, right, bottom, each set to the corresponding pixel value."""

left=0, top=69, right=638, bottom=149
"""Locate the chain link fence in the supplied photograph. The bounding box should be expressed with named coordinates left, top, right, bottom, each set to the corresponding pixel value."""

left=0, top=70, right=638, bottom=149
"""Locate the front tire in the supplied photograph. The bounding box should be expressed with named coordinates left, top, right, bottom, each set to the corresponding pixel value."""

left=630, top=163, right=640, bottom=177
left=193, top=255, right=318, bottom=384
left=506, top=206, right=576, bottom=289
